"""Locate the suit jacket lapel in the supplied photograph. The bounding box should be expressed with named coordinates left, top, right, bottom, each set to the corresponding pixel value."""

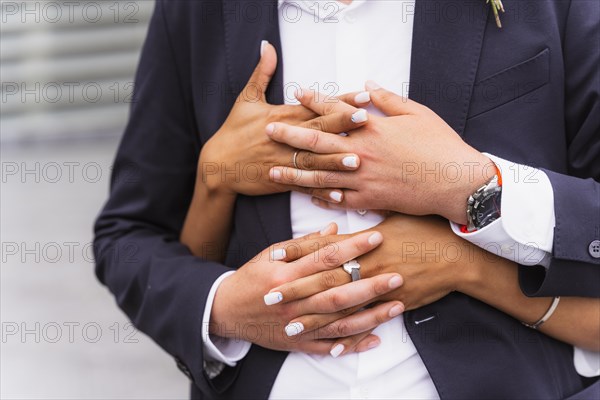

left=222, top=0, right=293, bottom=247
left=409, top=0, right=489, bottom=136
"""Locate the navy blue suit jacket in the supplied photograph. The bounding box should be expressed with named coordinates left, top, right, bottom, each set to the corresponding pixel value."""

left=94, top=1, right=600, bottom=398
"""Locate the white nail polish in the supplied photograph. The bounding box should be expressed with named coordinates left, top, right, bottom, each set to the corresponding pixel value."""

left=368, top=232, right=383, bottom=245
left=271, top=169, right=282, bottom=181
left=389, top=275, right=403, bottom=289
left=365, top=80, right=381, bottom=91
left=366, top=340, right=380, bottom=350
left=354, top=91, right=371, bottom=104
left=351, top=109, right=368, bottom=123
left=284, top=322, right=304, bottom=337
left=389, top=304, right=404, bottom=318
left=319, top=222, right=331, bottom=235
left=264, top=292, right=283, bottom=306
left=330, top=344, right=344, bottom=358
left=271, top=248, right=286, bottom=261
left=320, top=222, right=334, bottom=235
left=329, top=192, right=343, bottom=202
left=260, top=40, right=268, bottom=56
left=265, top=123, right=275, bottom=135
left=342, top=156, right=358, bottom=168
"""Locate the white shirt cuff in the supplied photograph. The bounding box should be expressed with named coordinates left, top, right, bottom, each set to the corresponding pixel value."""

left=574, top=347, right=600, bottom=377
left=451, top=153, right=555, bottom=267
left=201, top=271, right=251, bottom=367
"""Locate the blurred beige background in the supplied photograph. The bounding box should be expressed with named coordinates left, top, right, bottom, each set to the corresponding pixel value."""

left=1, top=1, right=188, bottom=398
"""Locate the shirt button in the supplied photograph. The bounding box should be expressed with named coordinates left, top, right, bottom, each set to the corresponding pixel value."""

left=350, top=385, right=368, bottom=399
left=356, top=209, right=368, bottom=216
left=589, top=240, right=600, bottom=259
left=344, top=12, right=356, bottom=23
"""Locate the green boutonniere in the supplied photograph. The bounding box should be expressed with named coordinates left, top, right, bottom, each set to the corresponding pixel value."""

left=487, top=0, right=505, bottom=28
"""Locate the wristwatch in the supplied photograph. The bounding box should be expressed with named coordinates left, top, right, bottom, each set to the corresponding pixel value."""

left=466, top=172, right=502, bottom=232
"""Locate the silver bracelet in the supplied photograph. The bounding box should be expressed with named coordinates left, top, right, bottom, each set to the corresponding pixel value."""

left=522, top=297, right=561, bottom=330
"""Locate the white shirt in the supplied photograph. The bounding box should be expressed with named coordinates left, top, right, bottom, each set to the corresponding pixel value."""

left=272, top=1, right=439, bottom=398
left=200, top=0, right=599, bottom=395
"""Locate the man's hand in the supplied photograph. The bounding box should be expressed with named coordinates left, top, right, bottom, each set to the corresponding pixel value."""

left=209, top=224, right=404, bottom=356
left=266, top=82, right=496, bottom=224
left=198, top=42, right=367, bottom=200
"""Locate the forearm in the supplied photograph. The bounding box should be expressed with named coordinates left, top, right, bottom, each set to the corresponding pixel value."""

left=460, top=256, right=600, bottom=351
left=181, top=182, right=237, bottom=262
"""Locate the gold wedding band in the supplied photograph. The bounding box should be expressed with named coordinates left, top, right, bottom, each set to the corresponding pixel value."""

left=292, top=150, right=300, bottom=169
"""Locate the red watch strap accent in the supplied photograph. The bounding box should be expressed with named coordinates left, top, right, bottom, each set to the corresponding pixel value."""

left=460, top=224, right=472, bottom=233
left=495, top=164, right=502, bottom=187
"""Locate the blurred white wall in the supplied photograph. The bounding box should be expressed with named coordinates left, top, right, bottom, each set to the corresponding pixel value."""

left=1, top=142, right=188, bottom=399
left=1, top=1, right=190, bottom=398
left=1, top=0, right=154, bottom=143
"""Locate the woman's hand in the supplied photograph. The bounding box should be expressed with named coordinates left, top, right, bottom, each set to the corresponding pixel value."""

left=266, top=82, right=494, bottom=224
left=262, top=214, right=600, bottom=352
left=265, top=214, right=477, bottom=311
left=262, top=214, right=482, bottom=356
left=210, top=224, right=404, bottom=356
left=198, top=42, right=369, bottom=199
left=181, top=42, right=369, bottom=260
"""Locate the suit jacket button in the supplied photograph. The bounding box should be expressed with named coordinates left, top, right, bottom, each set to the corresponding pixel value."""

left=589, top=240, right=600, bottom=259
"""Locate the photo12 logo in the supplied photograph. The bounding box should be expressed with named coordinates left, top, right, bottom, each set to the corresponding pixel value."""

left=1, top=1, right=140, bottom=24
left=1, top=321, right=139, bottom=344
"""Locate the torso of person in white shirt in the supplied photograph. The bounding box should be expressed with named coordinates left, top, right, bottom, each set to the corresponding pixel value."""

left=268, top=1, right=441, bottom=398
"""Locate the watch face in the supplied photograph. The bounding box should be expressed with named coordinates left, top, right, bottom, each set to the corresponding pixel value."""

left=474, top=189, right=502, bottom=228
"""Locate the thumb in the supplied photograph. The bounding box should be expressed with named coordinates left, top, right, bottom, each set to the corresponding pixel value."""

left=241, top=40, right=278, bottom=103
left=365, top=80, right=422, bottom=116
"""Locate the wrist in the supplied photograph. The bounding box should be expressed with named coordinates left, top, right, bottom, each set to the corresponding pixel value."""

left=455, top=245, right=513, bottom=296
left=444, top=153, right=494, bottom=224
left=454, top=249, right=485, bottom=294
left=198, top=166, right=236, bottom=198
left=195, top=165, right=238, bottom=201
left=209, top=273, right=239, bottom=339
left=198, top=140, right=237, bottom=197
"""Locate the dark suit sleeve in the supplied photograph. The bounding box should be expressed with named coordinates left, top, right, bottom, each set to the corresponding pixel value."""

left=93, top=0, right=232, bottom=392
left=519, top=0, right=600, bottom=297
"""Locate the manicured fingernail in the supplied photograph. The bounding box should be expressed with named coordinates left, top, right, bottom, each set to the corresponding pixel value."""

left=330, top=344, right=344, bottom=358
left=389, top=304, right=404, bottom=318
left=284, top=322, right=304, bottom=337
left=354, top=91, right=371, bottom=104
left=342, top=156, right=358, bottom=168
left=271, top=248, right=286, bottom=261
left=265, top=123, right=275, bottom=135
left=366, top=339, right=380, bottom=350
left=264, top=292, right=283, bottom=306
left=329, top=191, right=342, bottom=202
left=260, top=40, right=268, bottom=56
left=389, top=275, right=403, bottom=289
left=270, top=168, right=282, bottom=181
left=351, top=109, right=368, bottom=123
left=368, top=232, right=383, bottom=246
left=320, top=222, right=335, bottom=235
left=365, top=80, right=381, bottom=91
